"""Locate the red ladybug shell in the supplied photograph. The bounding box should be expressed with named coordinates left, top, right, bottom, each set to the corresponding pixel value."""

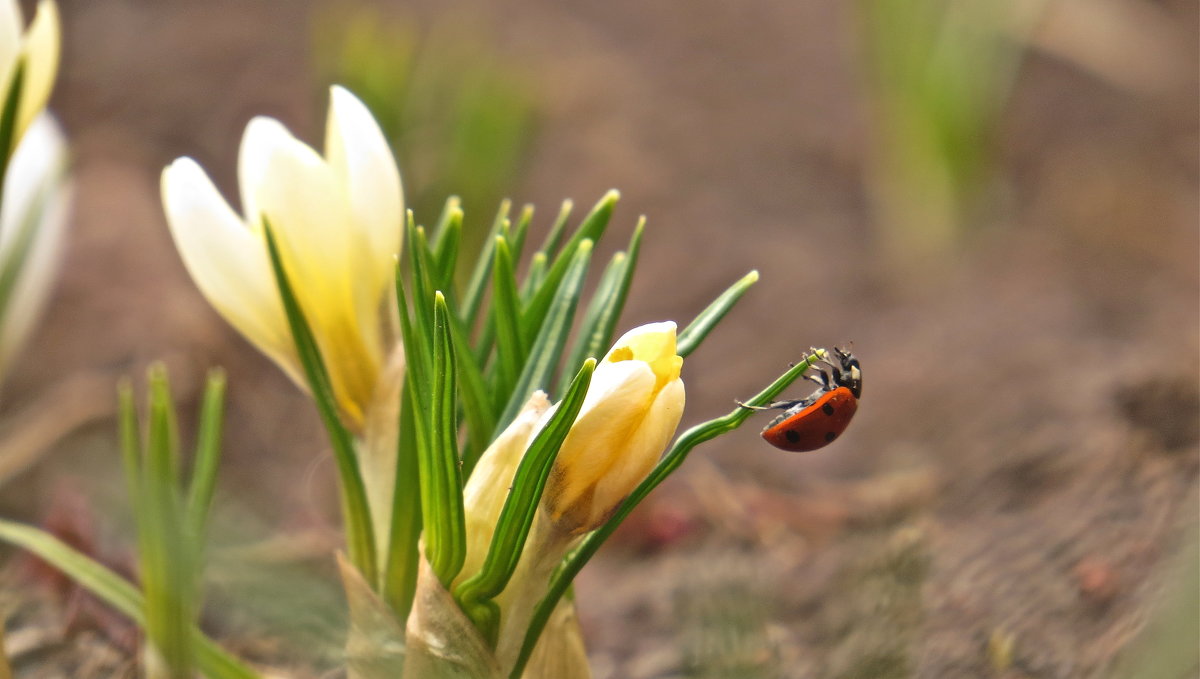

left=761, top=386, right=858, bottom=452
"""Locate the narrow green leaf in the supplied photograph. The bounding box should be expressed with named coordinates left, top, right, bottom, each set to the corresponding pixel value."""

left=445, top=308, right=495, bottom=476
left=519, top=191, right=617, bottom=346
left=508, top=204, right=534, bottom=264
left=490, top=236, right=526, bottom=399
left=677, top=270, right=759, bottom=358
left=117, top=380, right=140, bottom=517
left=425, top=292, right=467, bottom=586
left=144, top=366, right=195, bottom=677
left=510, top=352, right=823, bottom=678
left=263, top=222, right=377, bottom=584
left=186, top=370, right=227, bottom=544
left=0, top=519, right=261, bottom=679
left=431, top=195, right=462, bottom=248
left=559, top=218, right=645, bottom=393
left=537, top=199, right=574, bottom=259
left=518, top=252, right=547, bottom=303
left=454, top=359, right=596, bottom=646
left=494, top=240, right=594, bottom=436
left=382, top=386, right=422, bottom=620
left=431, top=207, right=463, bottom=294
left=460, top=199, right=512, bottom=325
left=406, top=218, right=438, bottom=390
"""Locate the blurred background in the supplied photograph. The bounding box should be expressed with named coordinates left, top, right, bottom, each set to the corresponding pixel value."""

left=1, top=0, right=1196, bottom=676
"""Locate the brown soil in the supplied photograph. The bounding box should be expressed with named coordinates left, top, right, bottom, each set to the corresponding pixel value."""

left=2, top=0, right=1197, bottom=677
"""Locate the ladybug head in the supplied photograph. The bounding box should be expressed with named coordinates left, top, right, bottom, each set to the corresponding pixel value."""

left=831, top=346, right=862, bottom=399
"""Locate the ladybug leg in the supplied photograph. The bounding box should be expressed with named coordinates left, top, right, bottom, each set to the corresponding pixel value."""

left=736, top=399, right=804, bottom=411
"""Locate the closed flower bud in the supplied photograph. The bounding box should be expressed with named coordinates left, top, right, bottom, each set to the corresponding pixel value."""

left=162, top=86, right=402, bottom=429
left=542, top=321, right=685, bottom=535
left=459, top=391, right=550, bottom=584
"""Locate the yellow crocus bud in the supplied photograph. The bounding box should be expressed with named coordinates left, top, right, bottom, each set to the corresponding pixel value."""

left=542, top=321, right=685, bottom=535
left=0, top=0, right=59, bottom=147
left=161, top=86, right=403, bottom=429
left=0, top=114, right=67, bottom=379
left=459, top=391, right=551, bottom=585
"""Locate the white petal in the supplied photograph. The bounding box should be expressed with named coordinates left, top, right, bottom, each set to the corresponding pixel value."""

left=0, top=113, right=66, bottom=373
left=250, top=126, right=359, bottom=310
left=0, top=112, right=60, bottom=241
left=15, top=0, right=58, bottom=138
left=237, top=116, right=294, bottom=229
left=325, top=86, right=403, bottom=273
left=161, top=157, right=293, bottom=369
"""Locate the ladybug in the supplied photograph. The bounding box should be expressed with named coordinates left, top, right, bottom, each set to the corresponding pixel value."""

left=746, top=347, right=862, bottom=452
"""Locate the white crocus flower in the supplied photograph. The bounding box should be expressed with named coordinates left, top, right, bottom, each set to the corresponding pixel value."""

left=0, top=113, right=67, bottom=378
left=541, top=321, right=685, bottom=535
left=162, top=86, right=402, bottom=429
left=0, top=0, right=59, bottom=149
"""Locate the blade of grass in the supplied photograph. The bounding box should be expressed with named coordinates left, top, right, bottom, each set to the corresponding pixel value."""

left=676, top=270, right=759, bottom=358
left=460, top=199, right=512, bottom=325
left=186, top=370, right=227, bottom=545
left=490, top=236, right=526, bottom=401
left=381, top=385, right=422, bottom=620
left=422, top=293, right=467, bottom=586
left=494, top=240, right=594, bottom=436
left=144, top=366, right=195, bottom=677
left=445, top=308, right=495, bottom=476
left=537, top=199, right=574, bottom=259
left=431, top=207, right=463, bottom=293
left=264, top=223, right=377, bottom=584
left=519, top=191, right=617, bottom=346
left=0, top=519, right=261, bottom=679
left=454, top=358, right=596, bottom=646
left=510, top=352, right=823, bottom=678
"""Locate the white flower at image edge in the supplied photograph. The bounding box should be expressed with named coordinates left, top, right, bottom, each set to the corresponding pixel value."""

left=162, top=86, right=403, bottom=428
left=542, top=321, right=685, bottom=534
left=0, top=113, right=68, bottom=376
left=0, top=0, right=60, bottom=145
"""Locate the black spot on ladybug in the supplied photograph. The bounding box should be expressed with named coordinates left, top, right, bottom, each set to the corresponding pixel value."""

left=824, top=431, right=836, bottom=442
left=822, top=403, right=835, bottom=416
left=785, top=429, right=800, bottom=443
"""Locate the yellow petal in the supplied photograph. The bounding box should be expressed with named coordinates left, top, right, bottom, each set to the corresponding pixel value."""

left=592, top=377, right=684, bottom=517
left=247, top=122, right=380, bottom=423
left=543, top=360, right=656, bottom=530
left=324, top=86, right=401, bottom=373
left=15, top=0, right=58, bottom=140
left=161, top=157, right=297, bottom=381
